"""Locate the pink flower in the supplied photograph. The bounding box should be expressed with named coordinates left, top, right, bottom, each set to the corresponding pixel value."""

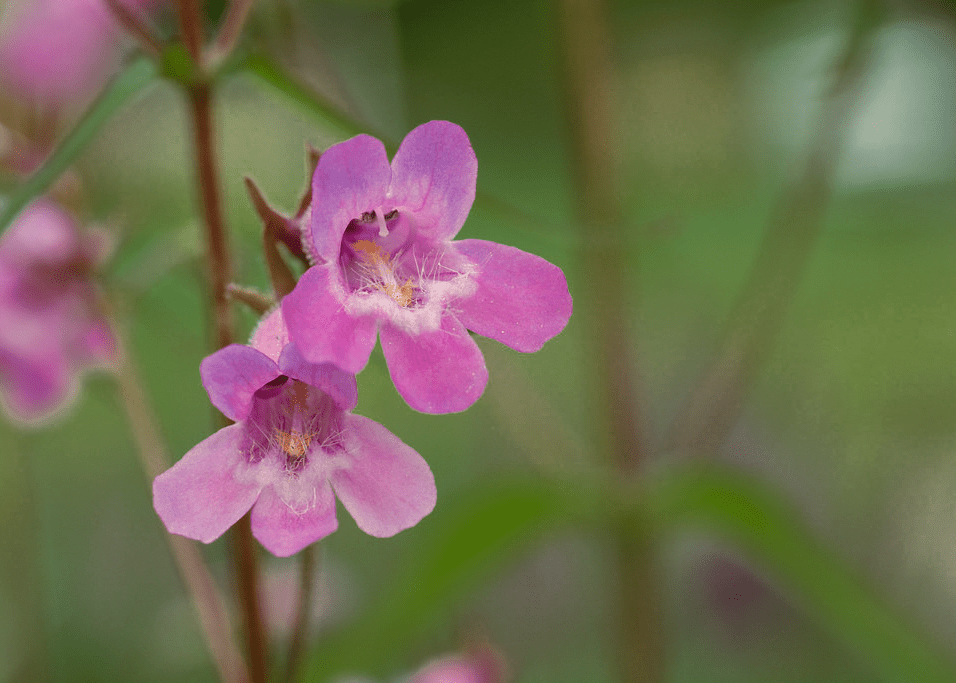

left=0, top=0, right=161, bottom=106
left=0, top=199, right=114, bottom=424
left=410, top=650, right=505, bottom=683
left=282, top=120, right=572, bottom=414
left=152, top=310, right=436, bottom=557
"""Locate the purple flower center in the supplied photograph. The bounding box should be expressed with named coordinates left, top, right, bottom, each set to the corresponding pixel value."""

left=243, top=377, right=344, bottom=474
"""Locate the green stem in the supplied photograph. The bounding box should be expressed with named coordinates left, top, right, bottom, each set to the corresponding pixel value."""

left=556, top=0, right=661, bottom=681
left=114, top=332, right=249, bottom=683
left=282, top=544, right=317, bottom=683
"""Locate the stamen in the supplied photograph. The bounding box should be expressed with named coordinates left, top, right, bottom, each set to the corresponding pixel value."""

left=375, top=211, right=389, bottom=237
left=275, top=429, right=314, bottom=458
left=352, top=240, right=417, bottom=307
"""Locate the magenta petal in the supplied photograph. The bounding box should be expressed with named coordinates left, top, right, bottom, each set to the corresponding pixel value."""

left=380, top=315, right=487, bottom=413
left=200, top=344, right=281, bottom=422
left=278, top=344, right=358, bottom=411
left=0, top=351, right=75, bottom=423
left=389, top=121, right=477, bottom=241
left=153, top=424, right=262, bottom=544
left=282, top=266, right=378, bottom=374
left=331, top=414, right=436, bottom=537
left=310, top=134, right=391, bottom=261
left=251, top=484, right=338, bottom=557
left=454, top=239, right=572, bottom=352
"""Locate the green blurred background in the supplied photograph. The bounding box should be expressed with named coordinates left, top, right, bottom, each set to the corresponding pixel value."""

left=4, top=0, right=956, bottom=681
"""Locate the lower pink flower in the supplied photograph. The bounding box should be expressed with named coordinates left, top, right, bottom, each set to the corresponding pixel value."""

left=152, top=310, right=436, bottom=557
left=0, top=199, right=114, bottom=424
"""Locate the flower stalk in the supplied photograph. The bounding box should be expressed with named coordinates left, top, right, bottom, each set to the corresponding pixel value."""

left=557, top=0, right=662, bottom=681
left=113, top=331, right=249, bottom=683
left=176, top=8, right=268, bottom=678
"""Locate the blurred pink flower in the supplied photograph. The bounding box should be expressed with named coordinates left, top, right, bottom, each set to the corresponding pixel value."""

left=0, top=0, right=161, bottom=106
left=282, top=120, right=572, bottom=414
left=0, top=199, right=114, bottom=423
left=410, top=649, right=505, bottom=683
left=153, top=309, right=436, bottom=557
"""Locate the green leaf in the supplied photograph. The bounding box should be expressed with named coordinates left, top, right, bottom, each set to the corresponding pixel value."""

left=648, top=463, right=956, bottom=683
left=301, top=476, right=602, bottom=680
left=0, top=56, right=158, bottom=235
left=243, top=54, right=384, bottom=145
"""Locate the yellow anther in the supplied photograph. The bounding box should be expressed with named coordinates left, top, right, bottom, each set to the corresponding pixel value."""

left=275, top=429, right=314, bottom=458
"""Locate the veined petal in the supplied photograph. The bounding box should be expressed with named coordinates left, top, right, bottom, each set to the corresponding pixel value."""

left=389, top=121, right=477, bottom=242
left=380, top=314, right=487, bottom=414
left=200, top=344, right=281, bottom=422
left=278, top=343, right=358, bottom=412
left=251, top=483, right=338, bottom=557
left=310, top=135, right=391, bottom=261
left=152, top=424, right=262, bottom=544
left=453, top=239, right=572, bottom=352
left=282, top=265, right=378, bottom=374
left=331, top=414, right=436, bottom=537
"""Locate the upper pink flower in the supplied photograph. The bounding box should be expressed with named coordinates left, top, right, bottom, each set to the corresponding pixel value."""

left=0, top=199, right=114, bottom=424
left=0, top=0, right=161, bottom=106
left=152, top=310, right=436, bottom=557
left=282, top=121, right=572, bottom=414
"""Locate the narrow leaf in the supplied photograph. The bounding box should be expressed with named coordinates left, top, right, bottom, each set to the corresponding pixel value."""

left=0, top=56, right=158, bottom=235
left=648, top=463, right=956, bottom=683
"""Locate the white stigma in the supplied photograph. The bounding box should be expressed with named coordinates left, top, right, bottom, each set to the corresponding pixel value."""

left=375, top=210, right=389, bottom=238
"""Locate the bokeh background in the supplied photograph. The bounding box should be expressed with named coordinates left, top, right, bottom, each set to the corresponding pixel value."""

left=3, top=0, right=956, bottom=681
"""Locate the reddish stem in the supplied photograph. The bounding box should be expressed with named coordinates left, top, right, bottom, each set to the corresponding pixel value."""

left=185, top=79, right=268, bottom=683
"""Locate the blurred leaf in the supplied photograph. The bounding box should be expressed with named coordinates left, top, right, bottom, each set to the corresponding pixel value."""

left=242, top=54, right=380, bottom=144
left=649, top=463, right=956, bottom=683
left=0, top=56, right=158, bottom=235
left=301, top=475, right=604, bottom=680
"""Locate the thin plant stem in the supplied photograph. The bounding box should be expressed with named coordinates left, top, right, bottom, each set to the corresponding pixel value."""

left=556, top=0, right=662, bottom=682
left=283, top=544, right=317, bottom=683
left=176, top=0, right=206, bottom=68
left=103, top=0, right=164, bottom=58
left=113, top=332, right=249, bottom=683
left=182, top=60, right=269, bottom=683
left=209, top=0, right=255, bottom=68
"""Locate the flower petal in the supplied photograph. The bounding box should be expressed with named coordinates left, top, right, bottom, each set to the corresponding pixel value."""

left=389, top=121, right=477, bottom=242
left=251, top=483, right=338, bottom=557
left=200, top=344, right=281, bottom=422
left=249, top=307, right=289, bottom=363
left=278, top=343, right=358, bottom=412
left=309, top=134, right=391, bottom=262
left=453, top=239, right=572, bottom=352
left=0, top=350, right=75, bottom=424
left=380, top=314, right=487, bottom=413
left=282, top=265, right=378, bottom=374
left=153, top=424, right=262, bottom=544
left=331, top=414, right=436, bottom=537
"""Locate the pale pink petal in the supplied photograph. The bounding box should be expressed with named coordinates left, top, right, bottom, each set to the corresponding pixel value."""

left=309, top=134, right=391, bottom=261
left=453, top=239, right=572, bottom=352
left=152, top=424, right=262, bottom=544
left=251, top=484, right=338, bottom=557
left=282, top=265, right=378, bottom=374
left=412, top=656, right=487, bottom=683
left=278, top=343, right=358, bottom=411
left=331, top=414, right=436, bottom=537
left=200, top=344, right=281, bottom=422
left=380, top=315, right=487, bottom=413
left=389, top=121, right=477, bottom=242
left=248, top=307, right=289, bottom=363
